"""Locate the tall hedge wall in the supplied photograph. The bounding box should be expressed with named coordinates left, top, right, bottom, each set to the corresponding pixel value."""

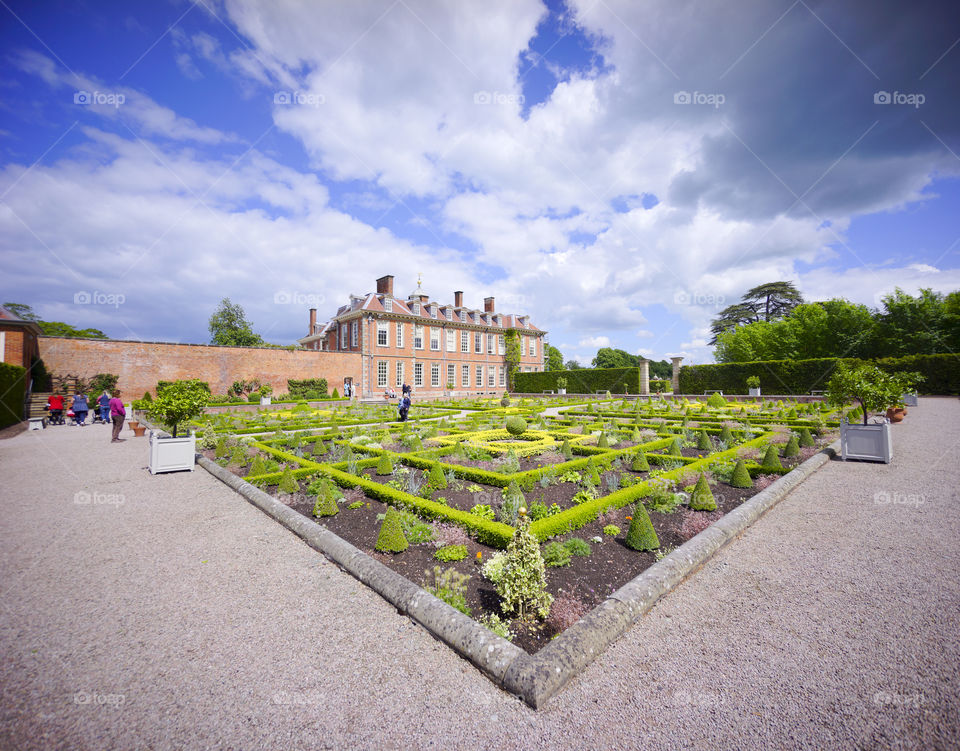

left=514, top=367, right=642, bottom=394
left=679, top=353, right=959, bottom=395
left=0, top=362, right=27, bottom=429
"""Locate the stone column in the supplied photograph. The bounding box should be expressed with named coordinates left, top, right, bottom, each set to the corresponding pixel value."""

left=639, top=358, right=650, bottom=396
left=671, top=356, right=683, bottom=394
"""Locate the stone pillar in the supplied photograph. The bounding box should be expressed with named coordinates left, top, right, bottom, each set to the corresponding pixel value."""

left=671, top=356, right=683, bottom=394
left=639, top=358, right=650, bottom=396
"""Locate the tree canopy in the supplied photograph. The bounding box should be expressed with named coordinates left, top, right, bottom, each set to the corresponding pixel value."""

left=208, top=298, right=264, bottom=347
left=3, top=302, right=108, bottom=339
left=710, top=281, right=804, bottom=344
left=545, top=345, right=564, bottom=371
left=714, top=288, right=959, bottom=362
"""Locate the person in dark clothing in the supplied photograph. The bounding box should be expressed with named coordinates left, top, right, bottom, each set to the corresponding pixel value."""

left=398, top=394, right=411, bottom=421
left=71, top=393, right=89, bottom=426
left=109, top=390, right=126, bottom=442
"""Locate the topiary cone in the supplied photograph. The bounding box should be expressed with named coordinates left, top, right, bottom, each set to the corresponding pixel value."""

left=312, top=486, right=339, bottom=517
left=697, top=429, right=712, bottom=451
left=427, top=463, right=447, bottom=488
left=631, top=426, right=642, bottom=442
left=560, top=439, right=573, bottom=460
left=375, top=507, right=408, bottom=553
left=278, top=466, right=298, bottom=494
left=625, top=505, right=660, bottom=551
left=782, top=434, right=800, bottom=458
left=798, top=427, right=815, bottom=448
left=730, top=459, right=753, bottom=488
left=668, top=437, right=683, bottom=456
left=631, top=451, right=650, bottom=472
left=760, top=444, right=783, bottom=470
left=689, top=473, right=717, bottom=511
left=597, top=433, right=610, bottom=449
left=720, top=424, right=735, bottom=444
left=376, top=453, right=394, bottom=475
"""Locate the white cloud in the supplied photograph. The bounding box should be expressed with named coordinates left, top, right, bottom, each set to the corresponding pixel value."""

left=579, top=335, right=611, bottom=348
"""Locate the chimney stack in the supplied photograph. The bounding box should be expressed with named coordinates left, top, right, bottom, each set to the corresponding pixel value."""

left=454, top=291, right=463, bottom=307
left=376, top=275, right=394, bottom=296
left=309, top=308, right=317, bottom=334
left=484, top=296, right=495, bottom=313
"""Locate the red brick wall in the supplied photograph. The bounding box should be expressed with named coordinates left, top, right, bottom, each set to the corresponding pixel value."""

left=1, top=327, right=39, bottom=371
left=38, top=337, right=361, bottom=398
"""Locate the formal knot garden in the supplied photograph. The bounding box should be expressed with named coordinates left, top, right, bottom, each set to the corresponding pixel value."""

left=190, top=392, right=841, bottom=652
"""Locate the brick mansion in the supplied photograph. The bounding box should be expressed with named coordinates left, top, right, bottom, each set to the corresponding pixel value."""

left=298, top=275, right=547, bottom=398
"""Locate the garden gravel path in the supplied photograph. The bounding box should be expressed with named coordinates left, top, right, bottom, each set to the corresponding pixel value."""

left=1, top=400, right=958, bottom=750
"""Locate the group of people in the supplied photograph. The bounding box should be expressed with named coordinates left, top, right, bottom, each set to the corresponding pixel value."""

left=46, top=390, right=127, bottom=441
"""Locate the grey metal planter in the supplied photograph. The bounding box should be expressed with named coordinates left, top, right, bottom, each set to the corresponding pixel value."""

left=840, top=420, right=892, bottom=463
left=902, top=393, right=918, bottom=407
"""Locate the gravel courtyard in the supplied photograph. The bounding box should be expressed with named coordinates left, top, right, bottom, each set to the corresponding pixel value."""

left=1, top=400, right=957, bottom=750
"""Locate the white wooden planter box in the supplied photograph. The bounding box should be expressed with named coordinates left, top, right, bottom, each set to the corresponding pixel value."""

left=902, top=393, right=918, bottom=407
left=748, top=388, right=761, bottom=397
left=149, top=431, right=196, bottom=474
left=840, top=420, right=892, bottom=463
left=260, top=396, right=271, bottom=405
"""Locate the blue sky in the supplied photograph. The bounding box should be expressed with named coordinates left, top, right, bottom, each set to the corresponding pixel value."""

left=1, top=0, right=958, bottom=364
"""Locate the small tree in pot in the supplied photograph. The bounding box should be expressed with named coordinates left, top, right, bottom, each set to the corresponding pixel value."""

left=826, top=364, right=922, bottom=425
left=149, top=379, right=209, bottom=436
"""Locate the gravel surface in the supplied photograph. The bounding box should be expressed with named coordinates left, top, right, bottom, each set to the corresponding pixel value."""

left=1, top=401, right=958, bottom=750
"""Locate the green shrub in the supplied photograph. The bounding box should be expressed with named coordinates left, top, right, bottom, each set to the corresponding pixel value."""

left=625, top=505, right=659, bottom=551
left=481, top=551, right=508, bottom=584
left=706, top=392, right=727, bottom=409
left=348, top=500, right=364, bottom=510
left=470, top=504, right=495, bottom=521
left=479, top=613, right=514, bottom=640
left=496, top=514, right=552, bottom=618
left=542, top=541, right=572, bottom=567
left=499, top=481, right=524, bottom=525
left=423, top=566, right=470, bottom=615
left=719, top=424, right=735, bottom=444
left=597, top=433, right=610, bottom=449
left=696, top=430, right=712, bottom=451
left=603, top=524, right=620, bottom=536
left=689, top=474, right=717, bottom=512
left=278, top=466, right=299, bottom=494
left=376, top=453, right=394, bottom=475
left=798, top=427, right=815, bottom=447
left=560, top=439, right=573, bottom=460
left=783, top=434, right=800, bottom=458
left=375, top=507, right=408, bottom=553
left=505, top=415, right=527, bottom=436
left=730, top=459, right=753, bottom=488
left=427, top=463, right=447, bottom=489
left=312, top=481, right=340, bottom=517
left=667, top=438, right=683, bottom=456
left=760, top=444, right=783, bottom=470
left=564, top=538, right=591, bottom=557
left=528, top=502, right=549, bottom=520
left=631, top=451, right=650, bottom=472
left=434, top=544, right=468, bottom=562
left=398, top=510, right=434, bottom=544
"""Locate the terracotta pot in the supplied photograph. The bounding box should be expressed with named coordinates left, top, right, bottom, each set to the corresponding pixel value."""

left=128, top=420, right=140, bottom=430
left=132, top=425, right=148, bottom=437
left=886, top=407, right=905, bottom=423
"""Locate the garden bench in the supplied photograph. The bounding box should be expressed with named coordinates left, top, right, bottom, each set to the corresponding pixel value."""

left=809, top=390, right=825, bottom=396
left=704, top=390, right=724, bottom=395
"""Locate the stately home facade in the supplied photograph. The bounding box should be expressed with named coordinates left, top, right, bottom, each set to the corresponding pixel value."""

left=298, top=275, right=546, bottom=398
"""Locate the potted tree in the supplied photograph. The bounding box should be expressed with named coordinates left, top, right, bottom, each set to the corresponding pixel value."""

left=826, top=363, right=922, bottom=463
left=147, top=379, right=209, bottom=474
left=746, top=375, right=761, bottom=397
left=259, top=384, right=273, bottom=406
left=556, top=376, right=567, bottom=395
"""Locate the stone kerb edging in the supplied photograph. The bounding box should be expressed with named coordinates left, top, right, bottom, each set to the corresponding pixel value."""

left=196, top=439, right=840, bottom=708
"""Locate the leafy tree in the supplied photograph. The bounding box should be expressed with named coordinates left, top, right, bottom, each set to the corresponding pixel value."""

left=592, top=347, right=638, bottom=368
left=710, top=281, right=804, bottom=343
left=873, top=288, right=957, bottom=356
left=3, top=302, right=39, bottom=321
left=148, top=379, right=210, bottom=436
left=208, top=298, right=264, bottom=347
left=545, top=345, right=565, bottom=371
left=564, top=360, right=584, bottom=370
left=826, top=363, right=922, bottom=425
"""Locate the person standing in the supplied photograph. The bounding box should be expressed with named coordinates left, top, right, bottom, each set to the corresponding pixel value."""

left=71, top=392, right=89, bottom=426
left=399, top=393, right=411, bottom=422
left=109, top=389, right=126, bottom=442
left=97, top=390, right=111, bottom=423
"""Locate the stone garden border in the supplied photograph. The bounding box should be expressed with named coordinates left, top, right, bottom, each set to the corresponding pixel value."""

left=196, top=438, right=840, bottom=708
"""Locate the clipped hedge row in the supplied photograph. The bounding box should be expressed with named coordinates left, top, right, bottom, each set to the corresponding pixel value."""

left=514, top=367, right=643, bottom=394
left=679, top=353, right=959, bottom=395
left=0, top=362, right=26, bottom=429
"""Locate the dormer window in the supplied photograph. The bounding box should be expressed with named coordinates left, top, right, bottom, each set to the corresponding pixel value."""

left=445, top=308, right=452, bottom=321
left=459, top=310, right=466, bottom=322
left=430, top=304, right=437, bottom=318
left=495, top=314, right=502, bottom=326
left=384, top=297, right=392, bottom=312
left=413, top=303, right=420, bottom=315
left=485, top=314, right=491, bottom=325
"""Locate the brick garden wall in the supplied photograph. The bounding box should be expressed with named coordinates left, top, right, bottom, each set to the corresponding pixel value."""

left=38, top=337, right=361, bottom=398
